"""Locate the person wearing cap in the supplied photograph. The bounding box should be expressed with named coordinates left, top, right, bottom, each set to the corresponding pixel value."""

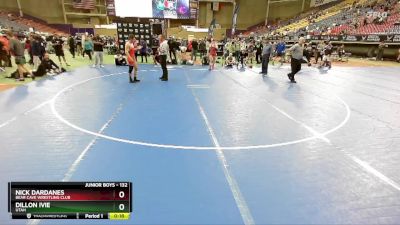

left=287, top=37, right=305, bottom=83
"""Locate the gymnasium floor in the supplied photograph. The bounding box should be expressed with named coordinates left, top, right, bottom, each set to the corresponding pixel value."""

left=0, top=63, right=400, bottom=225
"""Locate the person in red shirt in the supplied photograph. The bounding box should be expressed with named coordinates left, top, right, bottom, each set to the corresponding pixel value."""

left=0, top=34, right=11, bottom=69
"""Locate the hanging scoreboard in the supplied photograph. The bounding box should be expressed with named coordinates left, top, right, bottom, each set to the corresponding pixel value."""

left=9, top=182, right=132, bottom=220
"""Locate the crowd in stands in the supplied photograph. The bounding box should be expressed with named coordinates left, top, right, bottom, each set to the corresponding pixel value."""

left=257, top=0, right=400, bottom=36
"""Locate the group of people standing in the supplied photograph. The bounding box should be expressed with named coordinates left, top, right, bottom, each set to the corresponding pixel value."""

left=67, top=34, right=107, bottom=68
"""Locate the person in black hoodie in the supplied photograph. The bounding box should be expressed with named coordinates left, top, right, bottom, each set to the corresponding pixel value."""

left=52, top=34, right=70, bottom=67
left=198, top=39, right=206, bottom=62
left=31, top=34, right=42, bottom=72
left=191, top=39, right=198, bottom=61
left=255, top=41, right=263, bottom=64
left=68, top=35, right=76, bottom=58
left=168, top=37, right=177, bottom=63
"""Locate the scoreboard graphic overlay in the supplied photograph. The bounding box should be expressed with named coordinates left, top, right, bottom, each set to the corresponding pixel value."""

left=8, top=182, right=132, bottom=220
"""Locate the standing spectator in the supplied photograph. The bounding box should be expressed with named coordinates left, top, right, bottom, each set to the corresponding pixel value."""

left=83, top=37, right=93, bottom=61
left=92, top=35, right=104, bottom=67
left=31, top=34, right=42, bottom=72
left=274, top=39, right=286, bottom=66
left=76, top=37, right=83, bottom=57
left=168, top=37, right=177, bottom=63
left=198, top=39, right=206, bottom=61
left=376, top=41, right=387, bottom=61
left=191, top=38, right=198, bottom=61
left=255, top=41, right=263, bottom=64
left=315, top=40, right=324, bottom=64
left=52, top=34, right=70, bottom=66
left=151, top=35, right=160, bottom=65
left=303, top=43, right=313, bottom=67
left=287, top=37, right=305, bottom=83
left=39, top=36, right=46, bottom=61
left=228, top=40, right=235, bottom=60
left=0, top=33, right=10, bottom=70
left=140, top=39, right=148, bottom=63
left=239, top=39, right=247, bottom=68
left=158, top=34, right=169, bottom=81
left=397, top=48, right=400, bottom=63
left=68, top=35, right=76, bottom=59
left=260, top=39, right=272, bottom=75
left=234, top=39, right=241, bottom=62
left=338, top=44, right=345, bottom=61
left=7, top=31, right=34, bottom=81
left=224, top=40, right=231, bottom=59
left=25, top=37, right=33, bottom=65
left=247, top=41, right=256, bottom=65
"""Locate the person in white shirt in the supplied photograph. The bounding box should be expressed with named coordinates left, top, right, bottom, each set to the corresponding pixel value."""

left=158, top=35, right=169, bottom=81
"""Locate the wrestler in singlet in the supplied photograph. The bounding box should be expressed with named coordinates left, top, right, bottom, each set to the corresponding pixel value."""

left=125, top=34, right=140, bottom=83
left=209, top=39, right=218, bottom=70
left=128, top=43, right=136, bottom=65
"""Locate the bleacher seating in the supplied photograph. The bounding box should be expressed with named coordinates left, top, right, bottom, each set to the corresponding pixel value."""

left=0, top=13, right=30, bottom=31
left=245, top=0, right=400, bottom=37
left=0, top=11, right=67, bottom=35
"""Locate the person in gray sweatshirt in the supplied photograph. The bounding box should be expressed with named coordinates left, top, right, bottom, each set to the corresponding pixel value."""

left=260, top=39, right=272, bottom=75
left=287, top=37, right=305, bottom=83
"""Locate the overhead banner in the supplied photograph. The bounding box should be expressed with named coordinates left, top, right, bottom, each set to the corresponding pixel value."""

left=310, top=0, right=339, bottom=7
left=106, top=0, right=116, bottom=16
left=208, top=18, right=216, bottom=36
left=189, top=0, right=199, bottom=19
left=231, top=3, right=239, bottom=36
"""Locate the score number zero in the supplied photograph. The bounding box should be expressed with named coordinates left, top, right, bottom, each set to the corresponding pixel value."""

left=117, top=183, right=128, bottom=211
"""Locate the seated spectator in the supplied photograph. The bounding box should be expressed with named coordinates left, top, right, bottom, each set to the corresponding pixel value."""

left=33, top=52, right=62, bottom=77
left=224, top=53, right=237, bottom=68
left=114, top=54, right=127, bottom=66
